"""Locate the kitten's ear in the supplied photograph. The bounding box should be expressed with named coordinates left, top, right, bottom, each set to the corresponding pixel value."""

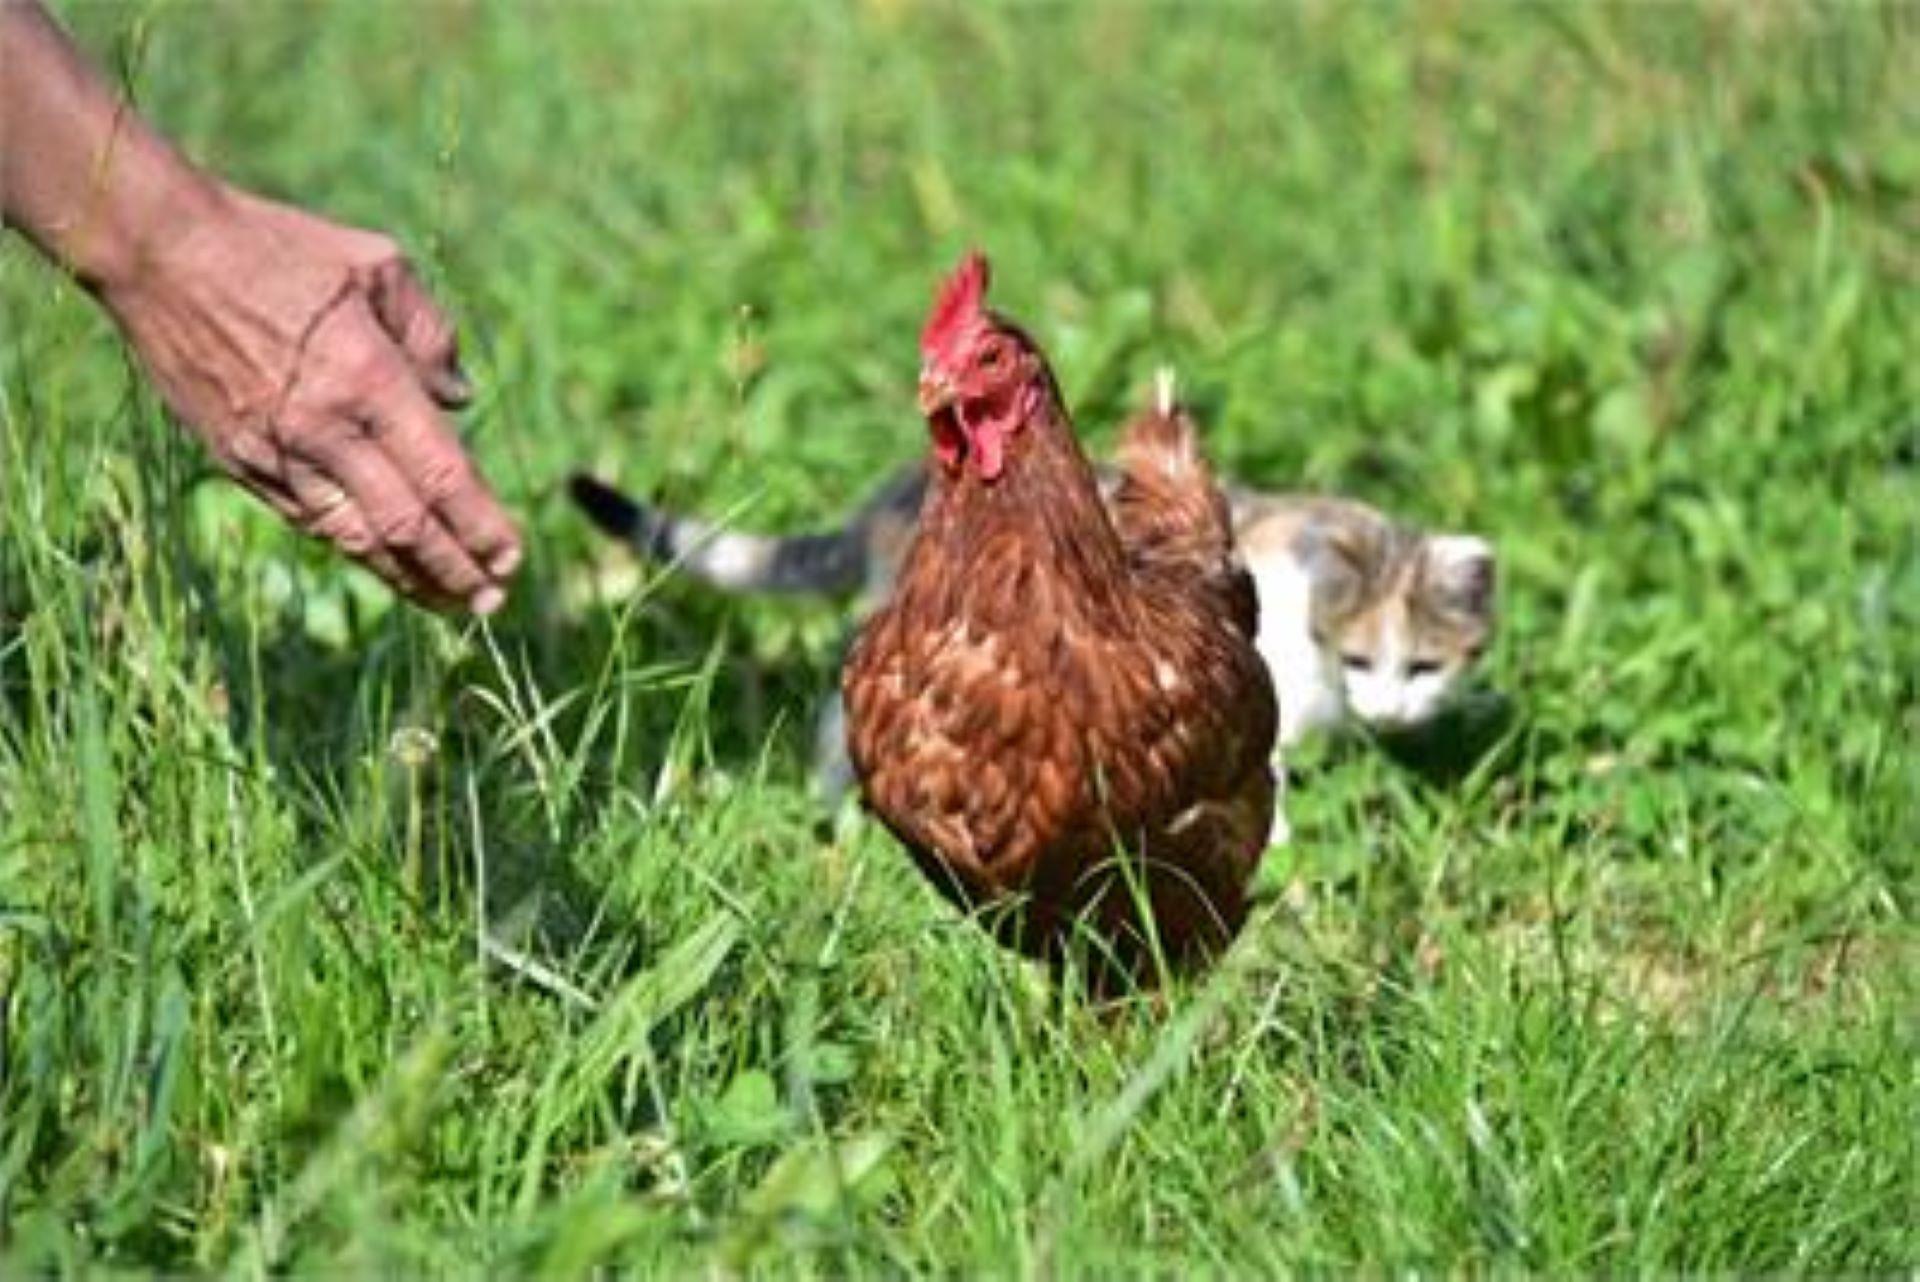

left=1298, top=523, right=1369, bottom=618
left=1426, top=535, right=1496, bottom=616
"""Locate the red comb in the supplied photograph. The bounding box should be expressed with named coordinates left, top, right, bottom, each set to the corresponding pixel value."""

left=920, top=251, right=991, bottom=355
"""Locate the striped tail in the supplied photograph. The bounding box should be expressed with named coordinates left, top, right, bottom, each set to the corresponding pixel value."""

left=567, top=473, right=871, bottom=595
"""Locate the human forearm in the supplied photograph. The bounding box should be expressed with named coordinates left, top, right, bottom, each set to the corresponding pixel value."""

left=1, top=0, right=520, bottom=612
left=0, top=0, right=221, bottom=291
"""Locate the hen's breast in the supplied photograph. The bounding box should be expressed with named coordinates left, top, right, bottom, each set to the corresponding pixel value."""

left=844, top=560, right=1275, bottom=975
left=844, top=594, right=1088, bottom=900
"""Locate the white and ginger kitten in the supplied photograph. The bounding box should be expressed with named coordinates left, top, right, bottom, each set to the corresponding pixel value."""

left=1233, top=491, right=1495, bottom=841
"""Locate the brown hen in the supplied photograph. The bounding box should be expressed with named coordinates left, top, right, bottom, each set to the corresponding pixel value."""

left=841, top=253, right=1277, bottom=985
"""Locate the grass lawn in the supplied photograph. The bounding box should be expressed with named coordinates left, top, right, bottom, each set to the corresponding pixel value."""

left=2, top=0, right=1915, bottom=1272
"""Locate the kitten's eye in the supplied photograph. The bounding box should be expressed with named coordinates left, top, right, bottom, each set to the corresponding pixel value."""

left=1342, top=653, right=1373, bottom=673
left=1407, top=659, right=1443, bottom=678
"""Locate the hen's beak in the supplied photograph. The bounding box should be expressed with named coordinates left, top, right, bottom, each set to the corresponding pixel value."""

left=918, top=365, right=957, bottom=416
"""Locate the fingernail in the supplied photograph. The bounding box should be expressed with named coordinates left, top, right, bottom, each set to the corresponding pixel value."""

left=434, top=370, right=473, bottom=408
left=472, top=585, right=506, bottom=616
left=486, top=544, right=523, bottom=578
left=446, top=361, right=474, bottom=400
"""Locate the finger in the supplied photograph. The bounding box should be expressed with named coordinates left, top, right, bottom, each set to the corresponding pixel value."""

left=366, top=260, right=472, bottom=408
left=214, top=423, right=437, bottom=605
left=283, top=458, right=436, bottom=604
left=209, top=428, right=302, bottom=513
left=210, top=430, right=412, bottom=597
left=362, top=375, right=522, bottom=586
left=295, top=427, right=495, bottom=611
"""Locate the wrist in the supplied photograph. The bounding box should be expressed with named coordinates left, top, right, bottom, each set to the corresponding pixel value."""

left=67, top=133, right=228, bottom=296
left=0, top=0, right=231, bottom=294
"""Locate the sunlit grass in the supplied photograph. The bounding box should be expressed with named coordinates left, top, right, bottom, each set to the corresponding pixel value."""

left=2, top=0, right=1915, bottom=1271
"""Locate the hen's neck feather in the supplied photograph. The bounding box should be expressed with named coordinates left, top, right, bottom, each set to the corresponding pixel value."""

left=909, top=381, right=1131, bottom=624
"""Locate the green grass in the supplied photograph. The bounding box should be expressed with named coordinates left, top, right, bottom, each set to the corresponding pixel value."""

left=3, top=0, right=1917, bottom=1272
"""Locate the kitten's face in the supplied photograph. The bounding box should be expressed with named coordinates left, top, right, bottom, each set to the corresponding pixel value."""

left=1305, top=525, right=1495, bottom=731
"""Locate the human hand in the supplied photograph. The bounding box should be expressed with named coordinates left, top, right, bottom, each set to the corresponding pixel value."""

left=96, top=185, right=521, bottom=614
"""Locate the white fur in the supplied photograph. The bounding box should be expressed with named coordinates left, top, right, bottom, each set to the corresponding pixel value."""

left=1345, top=656, right=1451, bottom=730
left=1427, top=534, right=1494, bottom=583
left=1252, top=554, right=1346, bottom=846
left=689, top=530, right=777, bottom=590
left=1252, top=556, right=1346, bottom=749
left=1341, top=620, right=1452, bottom=730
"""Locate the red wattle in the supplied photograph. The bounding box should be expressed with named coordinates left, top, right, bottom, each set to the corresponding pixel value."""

left=972, top=424, right=1006, bottom=480
left=954, top=400, right=1008, bottom=482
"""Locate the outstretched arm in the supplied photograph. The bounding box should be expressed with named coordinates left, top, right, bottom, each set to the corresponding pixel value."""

left=1, top=0, right=520, bottom=613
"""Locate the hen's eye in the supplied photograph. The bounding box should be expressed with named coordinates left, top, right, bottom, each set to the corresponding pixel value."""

left=1341, top=653, right=1373, bottom=673
left=1407, top=659, right=1442, bottom=678
left=979, top=346, right=1003, bottom=368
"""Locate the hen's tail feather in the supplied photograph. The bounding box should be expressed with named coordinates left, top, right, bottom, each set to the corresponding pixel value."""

left=1111, top=376, right=1237, bottom=574
left=567, top=473, right=871, bottom=596
left=1116, top=378, right=1205, bottom=487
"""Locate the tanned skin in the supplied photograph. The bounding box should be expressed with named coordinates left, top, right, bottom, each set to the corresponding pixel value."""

left=0, top=0, right=518, bottom=611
